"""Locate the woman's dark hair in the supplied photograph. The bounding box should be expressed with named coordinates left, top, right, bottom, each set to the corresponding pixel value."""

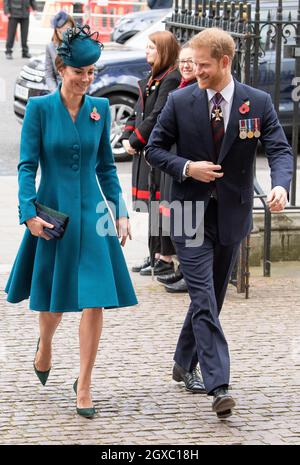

left=148, top=31, right=180, bottom=77
left=52, top=15, right=76, bottom=45
left=55, top=54, right=66, bottom=72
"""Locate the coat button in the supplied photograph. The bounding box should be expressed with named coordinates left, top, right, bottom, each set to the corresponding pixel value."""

left=72, top=144, right=79, bottom=150
left=72, top=154, right=79, bottom=160
left=71, top=164, right=79, bottom=171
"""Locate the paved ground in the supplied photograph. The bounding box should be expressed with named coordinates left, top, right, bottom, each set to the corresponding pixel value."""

left=0, top=265, right=300, bottom=445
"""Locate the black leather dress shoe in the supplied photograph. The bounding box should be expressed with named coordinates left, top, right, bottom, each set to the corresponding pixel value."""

left=22, top=52, right=32, bottom=58
left=165, top=277, right=188, bottom=293
left=140, top=259, right=174, bottom=276
left=157, top=267, right=183, bottom=284
left=132, top=256, right=151, bottom=272
left=172, top=363, right=206, bottom=393
left=211, top=387, right=236, bottom=419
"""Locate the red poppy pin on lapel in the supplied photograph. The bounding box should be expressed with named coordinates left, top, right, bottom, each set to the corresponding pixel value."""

left=239, top=100, right=250, bottom=115
left=90, top=106, right=100, bottom=121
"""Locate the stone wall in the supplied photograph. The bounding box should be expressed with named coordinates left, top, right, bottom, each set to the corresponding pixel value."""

left=250, top=210, right=300, bottom=265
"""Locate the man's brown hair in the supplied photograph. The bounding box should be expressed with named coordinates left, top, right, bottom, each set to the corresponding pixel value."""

left=189, top=28, right=235, bottom=61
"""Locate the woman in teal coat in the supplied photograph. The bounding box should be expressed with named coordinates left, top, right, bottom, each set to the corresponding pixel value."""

left=5, top=25, right=137, bottom=418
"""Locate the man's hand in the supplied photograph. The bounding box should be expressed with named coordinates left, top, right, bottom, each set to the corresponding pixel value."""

left=188, top=161, right=224, bottom=183
left=267, top=186, right=288, bottom=212
left=116, top=217, right=132, bottom=247
left=122, top=140, right=136, bottom=156
left=26, top=216, right=54, bottom=240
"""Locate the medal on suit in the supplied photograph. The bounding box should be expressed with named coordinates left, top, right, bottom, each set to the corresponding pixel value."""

left=239, top=119, right=247, bottom=139
left=254, top=118, right=261, bottom=138
left=247, top=119, right=254, bottom=139
left=212, top=107, right=223, bottom=121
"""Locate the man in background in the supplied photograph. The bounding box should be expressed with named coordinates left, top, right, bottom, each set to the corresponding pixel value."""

left=4, top=0, right=37, bottom=59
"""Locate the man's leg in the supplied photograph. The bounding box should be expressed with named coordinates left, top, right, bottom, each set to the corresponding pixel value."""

left=5, top=17, right=18, bottom=55
left=174, top=234, right=230, bottom=394
left=20, top=18, right=30, bottom=56
left=173, top=301, right=198, bottom=372
left=213, top=241, right=241, bottom=314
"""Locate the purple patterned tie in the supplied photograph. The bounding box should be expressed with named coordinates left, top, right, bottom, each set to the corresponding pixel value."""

left=211, top=92, right=224, bottom=163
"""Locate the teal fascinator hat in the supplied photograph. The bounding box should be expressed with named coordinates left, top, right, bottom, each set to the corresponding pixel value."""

left=57, top=24, right=104, bottom=67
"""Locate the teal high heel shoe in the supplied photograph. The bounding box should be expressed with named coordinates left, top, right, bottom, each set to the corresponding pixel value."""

left=73, top=378, right=96, bottom=419
left=33, top=338, right=51, bottom=386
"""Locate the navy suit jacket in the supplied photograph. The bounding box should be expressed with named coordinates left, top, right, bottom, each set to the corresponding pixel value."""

left=145, top=79, right=294, bottom=245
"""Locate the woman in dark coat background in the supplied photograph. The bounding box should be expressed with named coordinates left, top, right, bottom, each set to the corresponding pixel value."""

left=120, top=30, right=181, bottom=276
left=157, top=42, right=197, bottom=293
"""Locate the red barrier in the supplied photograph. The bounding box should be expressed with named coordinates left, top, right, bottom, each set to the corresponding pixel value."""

left=88, top=1, right=135, bottom=42
left=0, top=0, right=8, bottom=41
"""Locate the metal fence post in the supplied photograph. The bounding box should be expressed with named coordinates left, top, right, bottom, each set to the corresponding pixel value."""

left=291, top=0, right=300, bottom=206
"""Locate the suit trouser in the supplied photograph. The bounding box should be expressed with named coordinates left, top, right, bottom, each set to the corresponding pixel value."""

left=173, top=198, right=240, bottom=394
left=6, top=17, right=29, bottom=55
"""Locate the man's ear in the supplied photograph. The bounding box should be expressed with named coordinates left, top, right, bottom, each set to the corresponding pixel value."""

left=222, top=55, right=230, bottom=69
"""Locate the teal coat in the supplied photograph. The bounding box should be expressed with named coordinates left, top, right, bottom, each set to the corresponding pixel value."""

left=5, top=88, right=138, bottom=312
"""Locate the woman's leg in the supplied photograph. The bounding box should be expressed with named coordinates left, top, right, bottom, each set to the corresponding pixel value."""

left=77, top=308, right=103, bottom=408
left=35, top=312, right=63, bottom=371
left=159, top=214, right=175, bottom=263
left=159, top=254, right=173, bottom=263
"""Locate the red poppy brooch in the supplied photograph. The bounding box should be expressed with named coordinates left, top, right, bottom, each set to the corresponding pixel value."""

left=239, top=100, right=250, bottom=114
left=90, top=106, right=100, bottom=121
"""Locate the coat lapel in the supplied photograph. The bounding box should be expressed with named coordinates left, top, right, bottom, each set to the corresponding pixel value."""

left=218, top=79, right=250, bottom=164
left=191, top=86, right=215, bottom=159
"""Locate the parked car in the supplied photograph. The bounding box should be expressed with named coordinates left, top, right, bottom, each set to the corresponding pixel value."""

left=13, top=16, right=167, bottom=161
left=111, top=8, right=172, bottom=44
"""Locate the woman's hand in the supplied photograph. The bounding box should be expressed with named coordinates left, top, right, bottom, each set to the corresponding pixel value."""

left=116, top=217, right=132, bottom=247
left=26, top=216, right=54, bottom=240
left=122, top=140, right=137, bottom=156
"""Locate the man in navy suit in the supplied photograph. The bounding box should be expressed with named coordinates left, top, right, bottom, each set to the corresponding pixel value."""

left=145, top=28, right=293, bottom=419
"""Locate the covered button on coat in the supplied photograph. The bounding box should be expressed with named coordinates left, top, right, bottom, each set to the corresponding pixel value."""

left=5, top=89, right=138, bottom=312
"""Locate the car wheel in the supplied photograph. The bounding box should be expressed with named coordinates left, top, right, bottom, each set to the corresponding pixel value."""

left=108, top=94, right=137, bottom=162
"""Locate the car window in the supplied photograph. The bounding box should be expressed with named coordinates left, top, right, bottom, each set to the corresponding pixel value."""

left=126, top=14, right=171, bottom=49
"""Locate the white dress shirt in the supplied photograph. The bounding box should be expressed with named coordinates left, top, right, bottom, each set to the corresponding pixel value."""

left=183, top=77, right=235, bottom=178
left=206, top=77, right=235, bottom=131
